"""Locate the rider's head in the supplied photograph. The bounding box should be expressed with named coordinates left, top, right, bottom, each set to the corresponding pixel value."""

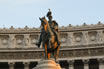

left=47, top=9, right=53, bottom=20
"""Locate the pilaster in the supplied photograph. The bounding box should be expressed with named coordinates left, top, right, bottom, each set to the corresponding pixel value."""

left=24, top=34, right=30, bottom=47
left=82, top=31, right=88, bottom=45
left=97, top=30, right=103, bottom=43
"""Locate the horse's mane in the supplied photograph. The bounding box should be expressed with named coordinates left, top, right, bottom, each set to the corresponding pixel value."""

left=42, top=17, right=54, bottom=36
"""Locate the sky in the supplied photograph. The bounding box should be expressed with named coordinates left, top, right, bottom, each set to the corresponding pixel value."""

left=0, top=0, right=104, bottom=28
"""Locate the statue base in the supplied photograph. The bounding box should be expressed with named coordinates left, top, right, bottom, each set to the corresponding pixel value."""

left=33, top=59, right=61, bottom=69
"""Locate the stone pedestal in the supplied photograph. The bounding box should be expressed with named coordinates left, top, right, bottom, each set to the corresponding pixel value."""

left=33, top=60, right=61, bottom=69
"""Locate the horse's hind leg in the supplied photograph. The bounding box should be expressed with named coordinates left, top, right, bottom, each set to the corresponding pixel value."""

left=53, top=42, right=58, bottom=62
left=55, top=45, right=60, bottom=62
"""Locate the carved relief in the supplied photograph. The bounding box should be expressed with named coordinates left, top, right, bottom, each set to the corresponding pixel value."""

left=73, top=32, right=82, bottom=45
left=0, top=23, right=104, bottom=61
left=0, top=35, right=9, bottom=45
left=17, top=39, right=23, bottom=44
left=15, top=35, right=24, bottom=45
left=88, top=31, right=97, bottom=43
left=2, top=39, right=8, bottom=45
left=30, top=35, right=39, bottom=45
left=60, top=33, right=68, bottom=43
left=76, top=36, right=81, bottom=42
left=74, top=33, right=82, bottom=42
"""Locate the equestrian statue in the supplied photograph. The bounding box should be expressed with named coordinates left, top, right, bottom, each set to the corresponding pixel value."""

left=36, top=9, right=61, bottom=61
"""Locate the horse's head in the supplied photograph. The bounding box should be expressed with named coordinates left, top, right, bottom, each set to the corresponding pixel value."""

left=39, top=16, right=49, bottom=32
left=39, top=16, right=47, bottom=25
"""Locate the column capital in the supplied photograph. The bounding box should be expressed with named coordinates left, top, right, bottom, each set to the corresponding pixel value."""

left=67, top=60, right=74, bottom=69
left=97, top=58, right=104, bottom=64
left=83, top=59, right=89, bottom=69
left=82, top=59, right=89, bottom=64
left=23, top=62, right=30, bottom=69
left=23, top=62, right=30, bottom=66
left=8, top=62, right=15, bottom=67
left=67, top=60, right=74, bottom=65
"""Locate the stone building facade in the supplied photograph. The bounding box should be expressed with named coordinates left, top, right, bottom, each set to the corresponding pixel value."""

left=0, top=23, right=104, bottom=69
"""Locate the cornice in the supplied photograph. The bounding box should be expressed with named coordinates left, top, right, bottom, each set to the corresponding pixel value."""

left=0, top=22, right=104, bottom=33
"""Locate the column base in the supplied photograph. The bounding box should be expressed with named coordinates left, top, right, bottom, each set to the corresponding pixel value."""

left=33, top=59, right=61, bottom=69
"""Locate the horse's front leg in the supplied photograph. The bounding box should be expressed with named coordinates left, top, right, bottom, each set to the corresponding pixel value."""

left=47, top=43, right=51, bottom=59
left=44, top=43, right=48, bottom=59
left=47, top=53, right=51, bottom=59
left=54, top=42, right=60, bottom=62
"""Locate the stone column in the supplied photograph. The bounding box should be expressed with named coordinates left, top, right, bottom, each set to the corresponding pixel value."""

left=23, top=62, right=30, bottom=69
left=33, top=60, right=61, bottom=69
left=83, top=59, right=89, bottom=69
left=8, top=62, right=15, bottom=69
left=98, top=58, right=104, bottom=69
left=68, top=60, right=74, bottom=69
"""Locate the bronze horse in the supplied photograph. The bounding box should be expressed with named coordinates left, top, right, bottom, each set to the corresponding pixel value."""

left=39, top=17, right=60, bottom=61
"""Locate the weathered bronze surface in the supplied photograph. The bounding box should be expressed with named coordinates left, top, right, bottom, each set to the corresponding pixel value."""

left=36, top=9, right=61, bottom=61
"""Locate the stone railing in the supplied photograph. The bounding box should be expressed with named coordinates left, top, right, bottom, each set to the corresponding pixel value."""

left=0, top=23, right=104, bottom=48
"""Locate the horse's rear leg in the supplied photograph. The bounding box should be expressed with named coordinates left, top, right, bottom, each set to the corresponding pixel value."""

left=55, top=45, right=60, bottom=62
left=54, top=42, right=58, bottom=62
left=55, top=46, right=60, bottom=62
